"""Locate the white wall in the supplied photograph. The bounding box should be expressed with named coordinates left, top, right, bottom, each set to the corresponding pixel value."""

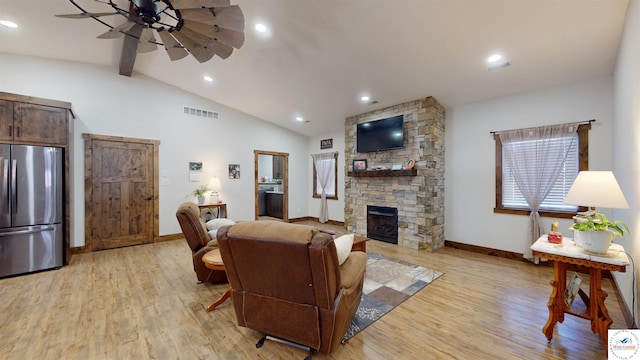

left=0, top=53, right=310, bottom=247
left=612, top=0, right=640, bottom=326
left=308, top=131, right=345, bottom=222
left=445, top=75, right=614, bottom=254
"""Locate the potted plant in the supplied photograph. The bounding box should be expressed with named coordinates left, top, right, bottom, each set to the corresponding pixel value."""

left=192, top=185, right=209, bottom=205
left=570, top=213, right=630, bottom=254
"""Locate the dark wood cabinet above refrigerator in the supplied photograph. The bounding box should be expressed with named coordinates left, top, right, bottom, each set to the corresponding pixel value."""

left=0, top=96, right=71, bottom=146
left=0, top=92, right=74, bottom=268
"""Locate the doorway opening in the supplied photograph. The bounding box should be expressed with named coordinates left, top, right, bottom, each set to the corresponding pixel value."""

left=254, top=150, right=289, bottom=221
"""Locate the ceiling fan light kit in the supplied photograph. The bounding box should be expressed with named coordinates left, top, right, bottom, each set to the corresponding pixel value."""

left=56, top=0, right=244, bottom=66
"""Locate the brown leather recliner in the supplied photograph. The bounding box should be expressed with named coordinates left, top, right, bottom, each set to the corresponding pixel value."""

left=175, top=202, right=227, bottom=283
left=217, top=221, right=367, bottom=355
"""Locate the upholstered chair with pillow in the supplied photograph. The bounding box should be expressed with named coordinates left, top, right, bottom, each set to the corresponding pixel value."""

left=217, top=221, right=367, bottom=356
left=175, top=202, right=228, bottom=283
left=205, top=218, right=236, bottom=240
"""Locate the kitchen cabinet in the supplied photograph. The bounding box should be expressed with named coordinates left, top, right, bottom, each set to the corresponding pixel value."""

left=257, top=185, right=274, bottom=216
left=266, top=192, right=283, bottom=219
left=272, top=156, right=284, bottom=180
left=0, top=100, right=14, bottom=141
left=0, top=98, right=69, bottom=146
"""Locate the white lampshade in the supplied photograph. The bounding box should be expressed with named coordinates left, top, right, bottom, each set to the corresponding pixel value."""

left=564, top=171, right=629, bottom=209
left=208, top=177, right=222, bottom=203
left=208, top=177, right=222, bottom=192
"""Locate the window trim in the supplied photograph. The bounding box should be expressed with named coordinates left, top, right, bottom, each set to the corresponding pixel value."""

left=494, top=123, right=590, bottom=218
left=312, top=153, right=338, bottom=200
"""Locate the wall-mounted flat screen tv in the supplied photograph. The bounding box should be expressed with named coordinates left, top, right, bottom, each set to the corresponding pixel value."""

left=356, top=115, right=404, bottom=152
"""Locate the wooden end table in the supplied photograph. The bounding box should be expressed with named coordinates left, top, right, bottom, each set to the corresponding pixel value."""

left=531, top=235, right=629, bottom=349
left=352, top=235, right=369, bottom=252
left=202, top=248, right=231, bottom=312
left=198, top=202, right=227, bottom=219
left=320, top=230, right=368, bottom=252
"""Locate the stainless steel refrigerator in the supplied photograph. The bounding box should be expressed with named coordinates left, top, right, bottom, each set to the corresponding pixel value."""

left=0, top=144, right=63, bottom=278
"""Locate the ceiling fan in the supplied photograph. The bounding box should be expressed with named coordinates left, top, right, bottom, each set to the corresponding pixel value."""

left=56, top=0, right=244, bottom=76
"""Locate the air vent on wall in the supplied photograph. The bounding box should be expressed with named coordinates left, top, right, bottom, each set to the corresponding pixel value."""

left=183, top=106, right=219, bottom=119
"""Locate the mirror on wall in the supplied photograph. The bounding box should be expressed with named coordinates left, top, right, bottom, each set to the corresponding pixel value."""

left=254, top=151, right=288, bottom=221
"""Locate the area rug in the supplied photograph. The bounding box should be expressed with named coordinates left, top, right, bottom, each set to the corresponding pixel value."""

left=343, top=252, right=444, bottom=341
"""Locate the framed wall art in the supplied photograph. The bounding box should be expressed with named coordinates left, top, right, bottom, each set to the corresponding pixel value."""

left=353, top=159, right=367, bottom=172
left=229, top=164, right=240, bottom=179
left=189, top=161, right=203, bottom=181
left=320, top=138, right=333, bottom=149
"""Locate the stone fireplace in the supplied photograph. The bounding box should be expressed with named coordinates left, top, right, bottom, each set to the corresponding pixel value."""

left=344, top=97, right=445, bottom=251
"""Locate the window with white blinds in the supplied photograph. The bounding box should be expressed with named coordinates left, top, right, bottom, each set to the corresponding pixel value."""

left=501, top=134, right=579, bottom=212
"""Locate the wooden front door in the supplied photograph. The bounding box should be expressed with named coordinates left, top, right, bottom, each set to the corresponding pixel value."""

left=84, top=134, right=159, bottom=251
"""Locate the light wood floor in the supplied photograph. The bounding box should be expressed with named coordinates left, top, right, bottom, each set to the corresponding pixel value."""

left=0, top=225, right=626, bottom=359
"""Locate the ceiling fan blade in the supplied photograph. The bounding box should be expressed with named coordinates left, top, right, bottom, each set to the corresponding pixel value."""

left=182, top=21, right=243, bottom=49
left=137, top=28, right=158, bottom=53
left=170, top=30, right=215, bottom=63
left=170, top=0, right=230, bottom=10
left=178, top=8, right=213, bottom=23
left=178, top=26, right=233, bottom=59
left=180, top=5, right=244, bottom=32
left=157, top=29, right=189, bottom=61
left=210, top=5, right=244, bottom=32
left=55, top=12, right=119, bottom=19
left=203, top=38, right=233, bottom=59
left=120, top=22, right=143, bottom=77
left=97, top=21, right=136, bottom=39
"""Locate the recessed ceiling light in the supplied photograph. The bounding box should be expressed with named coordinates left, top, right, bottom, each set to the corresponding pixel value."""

left=487, top=53, right=510, bottom=71
left=255, top=23, right=267, bottom=33
left=360, top=96, right=370, bottom=102
left=487, top=54, right=502, bottom=63
left=0, top=20, right=18, bottom=28
left=295, top=116, right=304, bottom=122
left=203, top=75, right=213, bottom=82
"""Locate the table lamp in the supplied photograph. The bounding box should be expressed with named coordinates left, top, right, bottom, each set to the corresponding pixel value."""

left=208, top=177, right=222, bottom=204
left=563, top=171, right=629, bottom=252
left=564, top=171, right=629, bottom=214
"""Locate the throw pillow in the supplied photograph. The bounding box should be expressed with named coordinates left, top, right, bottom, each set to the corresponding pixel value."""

left=206, top=218, right=235, bottom=231
left=334, top=234, right=354, bottom=265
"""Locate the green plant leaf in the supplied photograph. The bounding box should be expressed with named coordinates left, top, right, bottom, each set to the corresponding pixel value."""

left=569, top=212, right=630, bottom=239
left=192, top=185, right=209, bottom=196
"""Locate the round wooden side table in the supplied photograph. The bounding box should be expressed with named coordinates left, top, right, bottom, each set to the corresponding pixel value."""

left=202, top=248, right=231, bottom=312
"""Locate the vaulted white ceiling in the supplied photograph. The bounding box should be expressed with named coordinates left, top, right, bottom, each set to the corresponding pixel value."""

left=0, top=0, right=630, bottom=137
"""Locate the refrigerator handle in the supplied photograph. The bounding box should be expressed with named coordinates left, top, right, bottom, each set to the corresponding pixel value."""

left=2, top=159, right=8, bottom=213
left=11, top=159, right=17, bottom=214
left=0, top=225, right=56, bottom=237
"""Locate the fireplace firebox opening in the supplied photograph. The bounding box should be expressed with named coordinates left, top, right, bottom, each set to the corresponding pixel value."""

left=367, top=205, right=398, bottom=244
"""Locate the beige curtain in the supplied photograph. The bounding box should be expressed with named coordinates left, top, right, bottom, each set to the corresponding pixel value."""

left=311, top=152, right=337, bottom=223
left=498, top=122, right=579, bottom=261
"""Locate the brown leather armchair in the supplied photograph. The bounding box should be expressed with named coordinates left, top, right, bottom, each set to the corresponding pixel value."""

left=217, top=221, right=367, bottom=355
left=175, top=202, right=227, bottom=283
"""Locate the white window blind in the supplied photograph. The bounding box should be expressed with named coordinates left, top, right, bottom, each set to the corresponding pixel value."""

left=502, top=134, right=579, bottom=212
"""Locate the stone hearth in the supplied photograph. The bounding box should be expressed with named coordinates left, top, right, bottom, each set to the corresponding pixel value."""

left=344, top=97, right=445, bottom=251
